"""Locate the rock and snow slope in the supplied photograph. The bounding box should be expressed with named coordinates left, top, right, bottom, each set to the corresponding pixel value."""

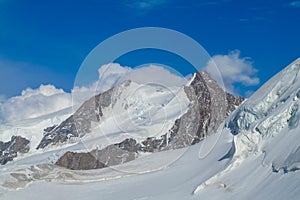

left=0, top=59, right=300, bottom=199
left=32, top=69, right=242, bottom=170
left=189, top=58, right=300, bottom=198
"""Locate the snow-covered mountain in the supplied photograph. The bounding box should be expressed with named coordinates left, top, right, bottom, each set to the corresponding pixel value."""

left=0, top=59, right=300, bottom=200
left=0, top=66, right=243, bottom=170
left=53, top=70, right=243, bottom=170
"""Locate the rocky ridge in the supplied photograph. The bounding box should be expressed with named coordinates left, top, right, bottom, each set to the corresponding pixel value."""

left=0, top=136, right=30, bottom=165
left=55, top=71, right=244, bottom=170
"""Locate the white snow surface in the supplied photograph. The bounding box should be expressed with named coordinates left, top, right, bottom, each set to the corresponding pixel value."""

left=1, top=59, right=300, bottom=199
left=82, top=81, right=190, bottom=150
left=0, top=106, right=73, bottom=158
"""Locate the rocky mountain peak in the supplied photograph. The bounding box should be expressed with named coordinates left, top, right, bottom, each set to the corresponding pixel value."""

left=53, top=71, right=244, bottom=170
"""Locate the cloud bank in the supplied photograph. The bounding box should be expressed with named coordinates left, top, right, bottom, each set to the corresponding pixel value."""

left=0, top=85, right=72, bottom=122
left=0, top=63, right=187, bottom=122
left=0, top=57, right=259, bottom=122
left=205, top=50, right=260, bottom=95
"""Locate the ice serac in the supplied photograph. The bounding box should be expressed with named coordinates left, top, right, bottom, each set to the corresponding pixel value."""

left=226, top=58, right=300, bottom=173
left=0, top=136, right=30, bottom=165
left=54, top=71, right=244, bottom=170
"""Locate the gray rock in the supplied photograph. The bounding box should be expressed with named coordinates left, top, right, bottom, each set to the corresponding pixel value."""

left=96, top=145, right=136, bottom=166
left=56, top=151, right=105, bottom=170
left=140, top=136, right=166, bottom=152
left=56, top=144, right=136, bottom=170
left=164, top=71, right=244, bottom=149
left=116, top=138, right=141, bottom=153
left=0, top=136, right=30, bottom=165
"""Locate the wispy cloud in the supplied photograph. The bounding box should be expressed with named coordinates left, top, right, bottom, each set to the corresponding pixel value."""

left=124, top=0, right=168, bottom=11
left=205, top=50, right=260, bottom=96
left=0, top=94, right=6, bottom=103
left=0, top=57, right=50, bottom=97
left=173, top=0, right=230, bottom=9
left=289, top=1, right=300, bottom=8
left=0, top=56, right=74, bottom=98
left=195, top=1, right=220, bottom=6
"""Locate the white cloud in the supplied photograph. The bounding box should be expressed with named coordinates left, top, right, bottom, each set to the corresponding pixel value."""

left=97, top=63, right=132, bottom=92
left=0, top=63, right=186, bottom=122
left=0, top=94, right=6, bottom=103
left=124, top=0, right=168, bottom=11
left=289, top=1, right=300, bottom=8
left=20, top=84, right=65, bottom=97
left=0, top=64, right=129, bottom=122
left=205, top=50, right=260, bottom=94
left=71, top=63, right=132, bottom=107
left=120, top=64, right=187, bottom=87
left=94, top=63, right=187, bottom=92
left=0, top=56, right=64, bottom=99
left=0, top=84, right=72, bottom=122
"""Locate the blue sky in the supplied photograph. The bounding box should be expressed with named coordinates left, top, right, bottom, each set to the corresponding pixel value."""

left=0, top=0, right=300, bottom=98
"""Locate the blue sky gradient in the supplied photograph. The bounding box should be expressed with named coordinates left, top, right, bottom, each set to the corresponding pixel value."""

left=0, top=0, right=299, bottom=97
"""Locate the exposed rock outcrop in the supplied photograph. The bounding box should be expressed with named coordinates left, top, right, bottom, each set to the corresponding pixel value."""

left=56, top=143, right=137, bottom=170
left=0, top=136, right=30, bottom=165
left=163, top=71, right=244, bottom=149
left=56, top=151, right=106, bottom=170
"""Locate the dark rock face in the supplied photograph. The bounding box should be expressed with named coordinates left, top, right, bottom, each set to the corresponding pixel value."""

left=126, top=72, right=244, bottom=153
left=140, top=136, right=167, bottom=152
left=116, top=72, right=244, bottom=153
left=96, top=145, right=136, bottom=166
left=56, top=144, right=136, bottom=170
left=56, top=151, right=105, bottom=170
left=116, top=138, right=141, bottom=153
left=43, top=125, right=57, bottom=133
left=226, top=93, right=245, bottom=116
left=161, top=71, right=244, bottom=150
left=0, top=136, right=30, bottom=165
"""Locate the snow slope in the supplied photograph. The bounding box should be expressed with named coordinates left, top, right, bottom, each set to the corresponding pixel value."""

left=0, top=106, right=72, bottom=157
left=82, top=81, right=190, bottom=151
left=0, top=126, right=234, bottom=199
